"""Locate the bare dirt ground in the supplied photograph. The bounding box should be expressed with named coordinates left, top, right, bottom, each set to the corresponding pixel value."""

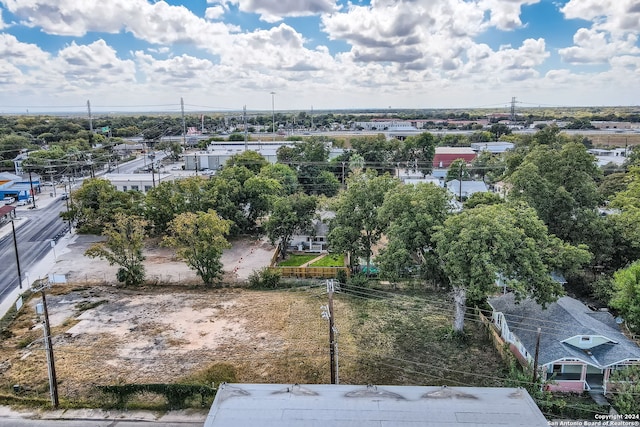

left=1, top=285, right=332, bottom=402
left=0, top=235, right=507, bottom=405
left=48, top=235, right=275, bottom=284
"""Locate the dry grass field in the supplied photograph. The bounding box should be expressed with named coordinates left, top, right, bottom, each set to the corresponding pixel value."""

left=0, top=282, right=508, bottom=407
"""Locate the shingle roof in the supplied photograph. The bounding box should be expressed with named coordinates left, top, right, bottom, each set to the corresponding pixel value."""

left=488, top=294, right=640, bottom=368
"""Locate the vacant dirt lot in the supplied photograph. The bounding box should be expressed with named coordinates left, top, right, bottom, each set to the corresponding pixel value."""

left=48, top=234, right=275, bottom=284
left=0, top=235, right=508, bottom=405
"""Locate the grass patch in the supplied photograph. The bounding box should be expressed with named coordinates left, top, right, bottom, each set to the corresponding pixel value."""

left=278, top=254, right=318, bottom=267
left=310, top=254, right=344, bottom=267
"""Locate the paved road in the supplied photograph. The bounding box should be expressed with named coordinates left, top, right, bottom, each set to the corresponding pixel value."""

left=0, top=199, right=68, bottom=300
left=116, top=152, right=167, bottom=174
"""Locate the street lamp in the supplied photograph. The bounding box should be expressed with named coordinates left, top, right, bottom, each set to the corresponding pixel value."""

left=270, top=91, right=276, bottom=141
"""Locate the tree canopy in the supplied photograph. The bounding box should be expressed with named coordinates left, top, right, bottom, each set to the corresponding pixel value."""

left=328, top=170, right=399, bottom=272
left=85, top=213, right=148, bottom=286
left=432, top=202, right=591, bottom=332
left=164, top=210, right=232, bottom=286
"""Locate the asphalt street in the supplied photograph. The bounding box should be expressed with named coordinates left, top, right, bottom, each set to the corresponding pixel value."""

left=0, top=198, right=69, bottom=301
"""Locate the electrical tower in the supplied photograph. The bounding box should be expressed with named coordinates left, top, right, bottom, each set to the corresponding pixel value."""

left=510, top=96, right=517, bottom=123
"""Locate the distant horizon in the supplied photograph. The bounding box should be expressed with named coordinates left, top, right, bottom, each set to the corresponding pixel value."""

left=2, top=104, right=640, bottom=117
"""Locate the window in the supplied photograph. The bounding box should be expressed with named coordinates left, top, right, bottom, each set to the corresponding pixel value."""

left=131, top=185, right=139, bottom=191
left=122, top=186, right=127, bottom=191
left=553, top=364, right=562, bottom=374
left=144, top=186, right=152, bottom=192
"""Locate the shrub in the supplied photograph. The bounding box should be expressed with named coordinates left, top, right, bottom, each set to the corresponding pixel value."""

left=248, top=268, right=281, bottom=289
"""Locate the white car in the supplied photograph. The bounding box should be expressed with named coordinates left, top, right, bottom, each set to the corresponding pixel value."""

left=16, top=199, right=28, bottom=206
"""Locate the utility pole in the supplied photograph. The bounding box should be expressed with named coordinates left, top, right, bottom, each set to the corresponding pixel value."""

left=270, top=92, right=276, bottom=141
left=532, top=327, right=541, bottom=384
left=149, top=152, right=156, bottom=188
left=28, top=170, right=37, bottom=209
left=46, top=161, right=56, bottom=197
left=321, top=279, right=338, bottom=384
left=243, top=105, right=248, bottom=151
left=87, top=100, right=93, bottom=133
left=458, top=162, right=463, bottom=203
left=11, top=219, right=22, bottom=289
left=181, top=97, right=186, bottom=152
left=311, top=106, right=314, bottom=130
left=64, top=182, right=72, bottom=233
left=33, top=281, right=59, bottom=408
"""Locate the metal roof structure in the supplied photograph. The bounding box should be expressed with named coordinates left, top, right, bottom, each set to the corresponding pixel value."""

left=204, top=383, right=548, bottom=427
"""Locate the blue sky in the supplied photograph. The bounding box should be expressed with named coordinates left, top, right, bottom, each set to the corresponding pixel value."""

left=0, top=0, right=638, bottom=113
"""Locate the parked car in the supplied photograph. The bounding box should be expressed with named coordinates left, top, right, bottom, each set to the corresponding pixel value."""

left=16, top=199, right=28, bottom=206
left=60, top=193, right=69, bottom=200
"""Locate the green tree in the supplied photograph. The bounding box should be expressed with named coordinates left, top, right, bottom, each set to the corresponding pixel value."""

left=432, top=203, right=591, bottom=332
left=506, top=143, right=602, bottom=246
left=445, top=158, right=471, bottom=182
left=598, top=172, right=628, bottom=200
left=376, top=183, right=451, bottom=284
left=265, top=193, right=318, bottom=258
left=164, top=210, right=232, bottom=286
left=226, top=150, right=268, bottom=174
left=609, top=365, right=640, bottom=414
left=258, top=163, right=299, bottom=195
left=65, top=178, right=142, bottom=234
left=464, top=191, right=503, bottom=209
left=489, top=123, right=511, bottom=139
left=85, top=214, right=147, bottom=286
left=328, top=171, right=399, bottom=273
left=398, top=132, right=436, bottom=175
left=350, top=133, right=399, bottom=175
left=611, top=261, right=640, bottom=333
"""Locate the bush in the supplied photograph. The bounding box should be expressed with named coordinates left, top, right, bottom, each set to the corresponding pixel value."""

left=590, top=276, right=615, bottom=304
left=248, top=268, right=281, bottom=289
left=336, top=269, right=348, bottom=285
left=347, top=273, right=369, bottom=290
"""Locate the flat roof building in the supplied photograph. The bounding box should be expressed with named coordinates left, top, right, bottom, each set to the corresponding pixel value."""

left=204, top=383, right=548, bottom=427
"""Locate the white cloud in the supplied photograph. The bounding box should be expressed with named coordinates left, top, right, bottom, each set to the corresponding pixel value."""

left=558, top=28, right=640, bottom=64
left=1, top=0, right=238, bottom=48
left=205, top=6, right=226, bottom=20
left=478, top=0, right=540, bottom=31
left=54, top=40, right=136, bottom=87
left=224, top=0, right=339, bottom=23
left=561, top=0, right=640, bottom=34
left=0, top=33, right=50, bottom=66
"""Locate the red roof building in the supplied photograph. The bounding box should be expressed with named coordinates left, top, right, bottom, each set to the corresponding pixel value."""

left=433, top=147, right=477, bottom=168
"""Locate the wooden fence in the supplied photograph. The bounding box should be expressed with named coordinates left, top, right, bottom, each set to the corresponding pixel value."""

left=476, top=306, right=514, bottom=364
left=273, top=266, right=350, bottom=279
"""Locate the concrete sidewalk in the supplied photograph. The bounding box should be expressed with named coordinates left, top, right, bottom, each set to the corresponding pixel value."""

left=0, top=405, right=207, bottom=425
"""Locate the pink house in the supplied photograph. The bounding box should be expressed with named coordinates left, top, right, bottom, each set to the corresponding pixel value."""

left=489, top=294, right=640, bottom=394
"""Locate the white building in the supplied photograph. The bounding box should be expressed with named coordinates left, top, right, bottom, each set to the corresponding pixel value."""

left=588, top=147, right=629, bottom=167
left=103, top=173, right=175, bottom=193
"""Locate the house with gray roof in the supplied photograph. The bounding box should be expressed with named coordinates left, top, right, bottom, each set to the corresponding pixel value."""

left=204, top=383, right=548, bottom=427
left=446, top=179, right=488, bottom=200
left=488, top=293, right=640, bottom=394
